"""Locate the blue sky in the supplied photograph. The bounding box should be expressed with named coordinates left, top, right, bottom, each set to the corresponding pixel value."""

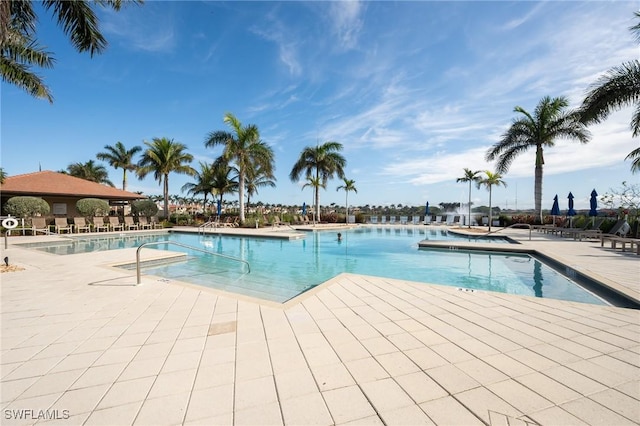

left=2, top=1, right=638, bottom=211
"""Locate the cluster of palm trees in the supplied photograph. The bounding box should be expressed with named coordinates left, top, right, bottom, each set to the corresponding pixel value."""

left=458, top=13, right=640, bottom=226
left=59, top=112, right=356, bottom=225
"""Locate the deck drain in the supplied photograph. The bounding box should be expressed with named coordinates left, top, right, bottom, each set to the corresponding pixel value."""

left=208, top=321, right=237, bottom=336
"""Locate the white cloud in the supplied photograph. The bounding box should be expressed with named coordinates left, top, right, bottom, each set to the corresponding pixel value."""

left=328, top=1, right=365, bottom=50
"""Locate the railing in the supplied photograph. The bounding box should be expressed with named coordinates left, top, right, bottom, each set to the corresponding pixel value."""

left=135, top=240, right=250, bottom=285
left=198, top=220, right=217, bottom=234
left=481, top=223, right=532, bottom=241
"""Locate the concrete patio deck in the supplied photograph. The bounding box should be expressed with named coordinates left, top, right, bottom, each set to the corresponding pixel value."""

left=1, top=226, right=638, bottom=425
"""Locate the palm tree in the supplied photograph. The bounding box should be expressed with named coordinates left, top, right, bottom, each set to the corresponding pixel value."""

left=456, top=168, right=482, bottom=228
left=0, top=167, right=6, bottom=184
left=181, top=162, right=216, bottom=213
left=245, top=163, right=276, bottom=215
left=336, top=178, right=357, bottom=224
left=486, top=96, right=590, bottom=223
left=96, top=141, right=142, bottom=191
left=137, top=137, right=196, bottom=219
left=67, top=160, right=114, bottom=186
left=579, top=12, right=640, bottom=173
left=1, top=0, right=142, bottom=102
left=479, top=171, right=507, bottom=232
left=290, top=141, right=346, bottom=222
left=205, top=113, right=275, bottom=224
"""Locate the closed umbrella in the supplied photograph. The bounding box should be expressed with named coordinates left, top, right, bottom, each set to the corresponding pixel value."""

left=589, top=189, right=598, bottom=227
left=550, top=195, right=560, bottom=225
left=567, top=192, right=576, bottom=227
left=425, top=202, right=430, bottom=224
left=302, top=202, right=307, bottom=217
left=217, top=199, right=222, bottom=217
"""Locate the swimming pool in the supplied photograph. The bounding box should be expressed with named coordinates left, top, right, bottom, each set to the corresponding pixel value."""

left=19, top=228, right=606, bottom=305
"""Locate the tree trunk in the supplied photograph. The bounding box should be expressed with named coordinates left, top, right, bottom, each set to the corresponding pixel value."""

left=468, top=181, right=472, bottom=228
left=535, top=145, right=544, bottom=223
left=315, top=187, right=320, bottom=224
left=122, top=169, right=127, bottom=191
left=163, top=174, right=169, bottom=219
left=238, top=172, right=245, bottom=223
left=345, top=192, right=349, bottom=224
left=488, top=186, right=492, bottom=233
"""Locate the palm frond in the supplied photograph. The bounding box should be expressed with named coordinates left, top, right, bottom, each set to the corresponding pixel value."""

left=43, top=0, right=107, bottom=56
left=580, top=60, right=640, bottom=126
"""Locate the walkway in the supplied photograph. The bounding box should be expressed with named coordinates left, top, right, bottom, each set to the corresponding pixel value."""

left=1, top=226, right=638, bottom=425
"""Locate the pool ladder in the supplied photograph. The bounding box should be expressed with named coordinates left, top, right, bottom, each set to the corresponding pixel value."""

left=198, top=220, right=218, bottom=234
left=135, top=240, right=250, bottom=285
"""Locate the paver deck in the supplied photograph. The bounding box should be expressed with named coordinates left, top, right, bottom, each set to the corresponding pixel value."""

left=1, top=225, right=638, bottom=425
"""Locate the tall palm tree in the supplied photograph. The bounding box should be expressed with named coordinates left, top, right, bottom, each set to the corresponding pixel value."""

left=137, top=137, right=196, bottom=219
left=456, top=168, right=482, bottom=228
left=486, top=96, right=590, bottom=223
left=181, top=162, right=216, bottom=213
left=205, top=113, right=275, bottom=224
left=336, top=178, right=357, bottom=224
left=67, top=160, right=114, bottom=186
left=1, top=0, right=142, bottom=102
left=479, top=171, right=507, bottom=233
left=96, top=141, right=142, bottom=191
left=245, top=163, right=276, bottom=215
left=290, top=141, right=346, bottom=222
left=580, top=12, right=640, bottom=173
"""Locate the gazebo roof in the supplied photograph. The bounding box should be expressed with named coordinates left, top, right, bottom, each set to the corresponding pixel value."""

left=1, top=171, right=145, bottom=201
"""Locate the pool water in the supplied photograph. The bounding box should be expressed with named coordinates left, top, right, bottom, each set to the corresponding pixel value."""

left=109, top=228, right=602, bottom=305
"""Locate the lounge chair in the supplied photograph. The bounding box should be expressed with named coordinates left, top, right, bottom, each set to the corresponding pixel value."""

left=150, top=217, right=163, bottom=229
left=54, top=217, right=73, bottom=234
left=434, top=216, right=443, bottom=226
left=412, top=216, right=420, bottom=225
left=30, top=217, right=50, bottom=235
left=370, top=216, right=378, bottom=224
left=123, top=216, right=138, bottom=231
left=424, top=215, right=432, bottom=225
left=93, top=217, right=109, bottom=232
left=400, top=216, right=408, bottom=225
left=389, top=216, right=397, bottom=224
left=73, top=217, right=91, bottom=233
left=600, top=219, right=638, bottom=254
left=137, top=217, right=153, bottom=230
left=108, top=216, right=124, bottom=231
left=380, top=216, right=386, bottom=224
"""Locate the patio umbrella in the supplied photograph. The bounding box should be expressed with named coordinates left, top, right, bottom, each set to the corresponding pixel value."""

left=425, top=201, right=430, bottom=217
left=567, top=192, right=576, bottom=227
left=550, top=195, right=560, bottom=224
left=589, top=189, right=598, bottom=226
left=302, top=202, right=307, bottom=216
left=216, top=199, right=222, bottom=217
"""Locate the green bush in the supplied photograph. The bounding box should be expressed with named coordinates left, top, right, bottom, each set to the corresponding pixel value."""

left=131, top=199, right=159, bottom=217
left=169, top=213, right=191, bottom=225
left=4, top=196, right=50, bottom=218
left=76, top=198, right=110, bottom=217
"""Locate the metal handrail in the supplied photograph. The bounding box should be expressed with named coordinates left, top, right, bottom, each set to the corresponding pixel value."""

left=136, top=240, right=250, bottom=285
left=198, top=220, right=217, bottom=234
left=481, top=223, right=532, bottom=240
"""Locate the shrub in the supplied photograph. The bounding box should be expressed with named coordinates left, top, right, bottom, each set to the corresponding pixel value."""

left=4, top=196, right=50, bottom=218
left=169, top=213, right=191, bottom=225
left=131, top=199, right=159, bottom=217
left=76, top=198, right=110, bottom=218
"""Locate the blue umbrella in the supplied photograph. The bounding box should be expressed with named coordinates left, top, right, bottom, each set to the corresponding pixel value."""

left=302, top=202, right=307, bottom=216
left=216, top=199, right=222, bottom=217
left=589, top=189, right=598, bottom=226
left=425, top=201, right=430, bottom=217
left=550, top=195, right=560, bottom=225
left=567, top=192, right=576, bottom=216
left=567, top=192, right=576, bottom=227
